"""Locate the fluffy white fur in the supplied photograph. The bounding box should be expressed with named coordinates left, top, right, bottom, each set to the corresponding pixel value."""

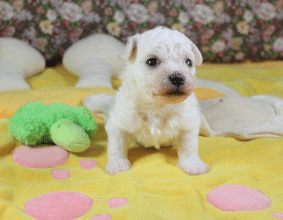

left=104, top=27, right=209, bottom=175
left=63, top=27, right=209, bottom=175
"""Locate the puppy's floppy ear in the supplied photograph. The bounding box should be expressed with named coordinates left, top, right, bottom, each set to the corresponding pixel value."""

left=190, top=41, right=203, bottom=66
left=120, top=33, right=140, bottom=62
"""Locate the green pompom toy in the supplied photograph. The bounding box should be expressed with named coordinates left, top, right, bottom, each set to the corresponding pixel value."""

left=9, top=102, right=98, bottom=152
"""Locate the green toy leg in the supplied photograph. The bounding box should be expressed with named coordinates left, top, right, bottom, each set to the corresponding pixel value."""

left=50, top=119, right=91, bottom=152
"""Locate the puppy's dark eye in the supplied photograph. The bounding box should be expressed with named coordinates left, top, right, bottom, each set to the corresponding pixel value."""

left=146, top=58, right=159, bottom=67
left=185, top=59, right=193, bottom=67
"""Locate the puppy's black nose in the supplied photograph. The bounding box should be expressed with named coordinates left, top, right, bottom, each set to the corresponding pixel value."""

left=169, top=72, right=185, bottom=88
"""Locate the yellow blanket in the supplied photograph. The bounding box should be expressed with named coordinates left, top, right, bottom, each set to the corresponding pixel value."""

left=0, top=62, right=283, bottom=219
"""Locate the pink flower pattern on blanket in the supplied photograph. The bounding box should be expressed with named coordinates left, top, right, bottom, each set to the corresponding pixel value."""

left=11, top=145, right=282, bottom=219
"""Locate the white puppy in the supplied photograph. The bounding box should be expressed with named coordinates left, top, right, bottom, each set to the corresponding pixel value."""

left=104, top=27, right=209, bottom=175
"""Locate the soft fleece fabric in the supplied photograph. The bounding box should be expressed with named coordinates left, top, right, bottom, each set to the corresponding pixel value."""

left=198, top=92, right=283, bottom=140
left=0, top=62, right=283, bottom=219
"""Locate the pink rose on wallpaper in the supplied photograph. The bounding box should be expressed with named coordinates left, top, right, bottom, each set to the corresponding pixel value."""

left=14, top=19, right=24, bottom=30
left=261, top=25, right=275, bottom=42
left=1, top=26, right=15, bottom=37
left=67, top=27, right=83, bottom=42
left=60, top=20, right=71, bottom=29
left=250, top=45, right=259, bottom=55
left=235, top=8, right=243, bottom=16
left=58, top=47, right=66, bottom=57
left=274, top=18, right=281, bottom=29
left=37, top=6, right=45, bottom=15
left=195, top=0, right=205, bottom=4
left=199, top=29, right=214, bottom=44
left=192, top=21, right=203, bottom=32
left=105, top=8, right=113, bottom=16
left=256, top=19, right=265, bottom=28
left=212, top=22, right=221, bottom=34
left=81, top=21, right=87, bottom=29
left=128, top=21, right=138, bottom=31
left=131, top=0, right=141, bottom=3
left=169, top=9, right=178, bottom=17
left=147, top=22, right=153, bottom=30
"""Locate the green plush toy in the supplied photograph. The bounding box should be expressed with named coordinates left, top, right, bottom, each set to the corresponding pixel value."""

left=9, top=102, right=98, bottom=152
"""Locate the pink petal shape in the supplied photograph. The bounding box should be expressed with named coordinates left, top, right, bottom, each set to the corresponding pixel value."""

left=107, top=198, right=128, bottom=208
left=51, top=169, right=71, bottom=180
left=90, top=214, right=111, bottom=220
left=24, top=191, right=93, bottom=220
left=207, top=184, right=271, bottom=211
left=12, top=145, right=69, bottom=168
left=80, top=159, right=97, bottom=169
left=273, top=213, right=283, bottom=220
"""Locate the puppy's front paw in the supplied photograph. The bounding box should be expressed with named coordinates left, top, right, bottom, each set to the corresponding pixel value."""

left=177, top=157, right=209, bottom=175
left=105, top=158, right=131, bottom=175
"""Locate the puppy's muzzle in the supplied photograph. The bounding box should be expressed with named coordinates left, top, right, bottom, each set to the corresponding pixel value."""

left=153, top=72, right=193, bottom=104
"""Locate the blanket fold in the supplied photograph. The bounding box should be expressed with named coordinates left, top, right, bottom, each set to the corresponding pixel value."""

left=195, top=80, right=283, bottom=140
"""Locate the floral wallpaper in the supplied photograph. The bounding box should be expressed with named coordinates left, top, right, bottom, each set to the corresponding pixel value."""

left=0, top=0, right=283, bottom=63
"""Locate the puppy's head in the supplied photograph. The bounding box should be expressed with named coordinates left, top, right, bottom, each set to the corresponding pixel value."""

left=121, top=26, right=203, bottom=104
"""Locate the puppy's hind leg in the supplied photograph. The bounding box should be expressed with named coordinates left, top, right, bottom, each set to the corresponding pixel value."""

left=105, top=120, right=131, bottom=175
left=177, top=131, right=209, bottom=175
